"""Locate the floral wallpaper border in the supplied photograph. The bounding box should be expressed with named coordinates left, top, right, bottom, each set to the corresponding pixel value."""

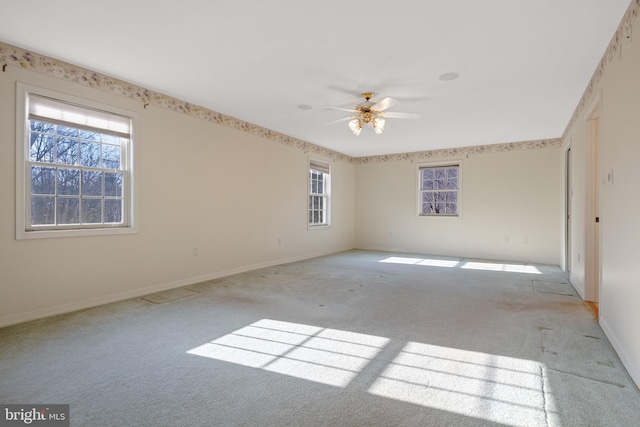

left=0, top=42, right=352, bottom=163
left=562, top=0, right=639, bottom=140
left=352, top=138, right=562, bottom=164
left=7, top=7, right=635, bottom=168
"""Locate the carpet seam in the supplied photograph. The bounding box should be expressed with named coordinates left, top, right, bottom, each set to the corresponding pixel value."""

left=541, top=365, right=549, bottom=427
left=547, top=367, right=626, bottom=388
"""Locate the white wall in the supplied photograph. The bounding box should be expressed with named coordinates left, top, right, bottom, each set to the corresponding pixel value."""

left=0, top=66, right=355, bottom=326
left=355, top=148, right=563, bottom=265
left=565, top=6, right=640, bottom=386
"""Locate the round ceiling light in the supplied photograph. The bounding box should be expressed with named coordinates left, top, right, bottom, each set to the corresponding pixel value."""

left=297, top=104, right=313, bottom=110
left=439, top=72, right=460, bottom=81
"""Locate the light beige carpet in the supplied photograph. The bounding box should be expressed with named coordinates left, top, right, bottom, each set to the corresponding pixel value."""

left=1, top=250, right=639, bottom=426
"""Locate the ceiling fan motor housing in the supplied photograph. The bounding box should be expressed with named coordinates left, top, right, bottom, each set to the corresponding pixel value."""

left=356, top=102, right=376, bottom=111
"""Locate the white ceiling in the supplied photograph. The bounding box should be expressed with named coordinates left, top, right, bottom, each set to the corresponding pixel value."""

left=0, top=1, right=631, bottom=157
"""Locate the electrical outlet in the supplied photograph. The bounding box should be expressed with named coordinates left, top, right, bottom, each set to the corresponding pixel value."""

left=192, top=247, right=199, bottom=256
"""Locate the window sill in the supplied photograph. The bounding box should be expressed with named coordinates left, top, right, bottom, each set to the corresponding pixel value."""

left=17, top=226, right=138, bottom=240
left=308, top=224, right=331, bottom=231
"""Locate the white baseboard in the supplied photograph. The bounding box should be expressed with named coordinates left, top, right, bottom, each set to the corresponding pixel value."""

left=600, top=315, right=640, bottom=389
left=355, top=244, right=405, bottom=254
left=569, top=276, right=585, bottom=300
left=0, top=246, right=352, bottom=328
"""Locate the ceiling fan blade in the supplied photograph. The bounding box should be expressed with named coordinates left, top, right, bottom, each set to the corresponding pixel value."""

left=383, top=111, right=421, bottom=119
left=324, top=106, right=358, bottom=113
left=324, top=116, right=353, bottom=126
left=371, top=97, right=399, bottom=111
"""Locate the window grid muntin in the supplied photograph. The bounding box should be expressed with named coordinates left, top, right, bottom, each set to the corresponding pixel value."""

left=27, top=118, right=127, bottom=230
left=420, top=165, right=459, bottom=216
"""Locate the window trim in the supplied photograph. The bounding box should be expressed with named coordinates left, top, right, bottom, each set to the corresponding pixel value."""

left=308, top=159, right=331, bottom=229
left=416, top=160, right=463, bottom=219
left=15, top=83, right=138, bottom=240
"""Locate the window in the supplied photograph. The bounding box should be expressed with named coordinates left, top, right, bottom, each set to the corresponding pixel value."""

left=419, top=164, right=460, bottom=216
left=16, top=84, right=136, bottom=239
left=309, top=160, right=330, bottom=227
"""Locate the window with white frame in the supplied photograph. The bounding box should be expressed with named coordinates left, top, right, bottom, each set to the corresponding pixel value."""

left=309, top=160, right=330, bottom=227
left=17, top=84, right=135, bottom=238
left=419, top=164, right=460, bottom=216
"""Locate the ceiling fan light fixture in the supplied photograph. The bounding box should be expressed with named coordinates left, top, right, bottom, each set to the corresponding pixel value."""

left=327, top=91, right=419, bottom=136
left=373, top=117, right=385, bottom=134
left=349, top=118, right=362, bottom=136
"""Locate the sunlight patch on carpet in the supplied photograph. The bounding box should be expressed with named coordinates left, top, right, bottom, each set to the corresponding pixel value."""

left=187, top=319, right=389, bottom=387
left=461, top=261, right=542, bottom=274
left=380, top=257, right=461, bottom=268
left=187, top=319, right=560, bottom=424
left=378, top=257, right=543, bottom=273
left=368, top=342, right=553, bottom=426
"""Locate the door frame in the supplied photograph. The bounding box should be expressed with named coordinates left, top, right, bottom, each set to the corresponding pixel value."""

left=585, top=96, right=601, bottom=303
left=565, top=147, right=572, bottom=273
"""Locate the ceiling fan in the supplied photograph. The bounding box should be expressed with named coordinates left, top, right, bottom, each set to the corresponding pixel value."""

left=325, top=92, right=421, bottom=136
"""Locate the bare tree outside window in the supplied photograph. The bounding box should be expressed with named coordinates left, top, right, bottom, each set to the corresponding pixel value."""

left=420, top=165, right=459, bottom=216
left=28, top=119, right=127, bottom=227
